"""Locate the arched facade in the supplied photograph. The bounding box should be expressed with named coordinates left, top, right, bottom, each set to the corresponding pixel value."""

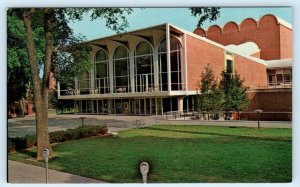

left=113, top=46, right=130, bottom=93
left=94, top=49, right=109, bottom=94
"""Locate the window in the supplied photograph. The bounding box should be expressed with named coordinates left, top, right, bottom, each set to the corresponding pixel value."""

left=225, top=52, right=234, bottom=73
left=226, top=60, right=233, bottom=73
left=267, top=68, right=292, bottom=87
left=113, top=46, right=130, bottom=93
left=79, top=72, right=90, bottom=94
left=134, top=41, right=154, bottom=92
left=158, top=37, right=182, bottom=91
left=94, top=49, right=109, bottom=94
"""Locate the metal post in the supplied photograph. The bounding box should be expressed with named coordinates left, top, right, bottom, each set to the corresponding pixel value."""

left=45, top=162, right=48, bottom=183
left=43, top=149, right=49, bottom=184
left=258, top=113, right=260, bottom=129
left=254, top=109, right=263, bottom=130
left=140, top=162, right=149, bottom=184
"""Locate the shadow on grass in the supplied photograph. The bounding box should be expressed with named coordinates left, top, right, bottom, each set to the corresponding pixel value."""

left=16, top=149, right=37, bottom=158
left=143, top=127, right=291, bottom=142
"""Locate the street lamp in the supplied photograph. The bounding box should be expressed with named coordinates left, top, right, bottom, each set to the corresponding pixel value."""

left=254, top=109, right=263, bottom=129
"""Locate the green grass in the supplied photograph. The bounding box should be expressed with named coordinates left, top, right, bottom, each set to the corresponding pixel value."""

left=9, top=125, right=292, bottom=183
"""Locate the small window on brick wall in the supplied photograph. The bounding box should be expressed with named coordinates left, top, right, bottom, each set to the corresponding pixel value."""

left=225, top=52, right=234, bottom=73
left=226, top=59, right=233, bottom=73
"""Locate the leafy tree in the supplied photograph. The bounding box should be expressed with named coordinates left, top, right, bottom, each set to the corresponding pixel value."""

left=8, top=8, right=133, bottom=160
left=219, top=69, right=249, bottom=118
left=8, top=7, right=221, bottom=160
left=196, top=64, right=224, bottom=118
left=190, top=7, right=221, bottom=27
left=7, top=10, right=36, bottom=113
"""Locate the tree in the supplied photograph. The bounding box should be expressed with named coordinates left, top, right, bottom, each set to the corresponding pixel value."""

left=8, top=8, right=133, bottom=160
left=219, top=70, right=249, bottom=119
left=9, top=7, right=221, bottom=160
left=196, top=64, right=224, bottom=119
left=189, top=7, right=221, bottom=27
left=7, top=10, right=38, bottom=116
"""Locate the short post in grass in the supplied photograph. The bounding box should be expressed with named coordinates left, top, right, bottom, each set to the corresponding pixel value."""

left=140, top=162, right=149, bottom=183
left=80, top=117, right=85, bottom=126
left=43, top=148, right=49, bottom=183
left=254, top=109, right=263, bottom=129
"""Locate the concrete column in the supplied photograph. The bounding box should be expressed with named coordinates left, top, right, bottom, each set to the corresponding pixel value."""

left=109, top=58, right=114, bottom=93
left=153, top=48, right=159, bottom=90
left=177, top=96, right=184, bottom=112
left=183, top=33, right=188, bottom=91
left=166, top=24, right=171, bottom=93
left=130, top=51, right=135, bottom=92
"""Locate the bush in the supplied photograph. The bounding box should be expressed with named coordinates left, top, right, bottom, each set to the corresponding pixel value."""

left=8, top=125, right=105, bottom=152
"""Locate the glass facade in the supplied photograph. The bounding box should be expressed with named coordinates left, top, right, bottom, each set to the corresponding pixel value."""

left=72, top=34, right=187, bottom=115
left=94, top=49, right=109, bottom=94
left=74, top=96, right=196, bottom=115
left=134, top=42, right=154, bottom=92
left=113, top=46, right=130, bottom=93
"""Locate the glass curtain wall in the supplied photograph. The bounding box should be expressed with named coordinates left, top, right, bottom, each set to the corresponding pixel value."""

left=94, top=49, right=109, bottom=94
left=134, top=42, right=154, bottom=92
left=158, top=37, right=182, bottom=91
left=113, top=46, right=130, bottom=93
left=79, top=72, right=90, bottom=94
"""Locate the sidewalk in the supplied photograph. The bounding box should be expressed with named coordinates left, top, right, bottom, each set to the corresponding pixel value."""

left=8, top=160, right=107, bottom=183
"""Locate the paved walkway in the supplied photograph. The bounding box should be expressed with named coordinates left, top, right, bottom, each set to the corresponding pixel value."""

left=8, top=160, right=106, bottom=183
left=160, top=118, right=292, bottom=128
left=8, top=114, right=291, bottom=137
left=8, top=114, right=160, bottom=137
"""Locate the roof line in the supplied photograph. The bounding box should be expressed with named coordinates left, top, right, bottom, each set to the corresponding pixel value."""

left=169, top=23, right=267, bottom=66
left=85, top=23, right=168, bottom=44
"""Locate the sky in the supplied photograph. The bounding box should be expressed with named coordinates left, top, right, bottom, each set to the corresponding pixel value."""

left=69, top=7, right=292, bottom=40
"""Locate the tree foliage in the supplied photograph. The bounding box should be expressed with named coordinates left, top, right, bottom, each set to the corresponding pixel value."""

left=8, top=8, right=133, bottom=160
left=190, top=7, right=221, bottom=27
left=196, top=64, right=224, bottom=112
left=219, top=70, right=249, bottom=112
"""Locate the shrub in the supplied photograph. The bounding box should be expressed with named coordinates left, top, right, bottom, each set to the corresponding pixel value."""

left=8, top=125, right=105, bottom=152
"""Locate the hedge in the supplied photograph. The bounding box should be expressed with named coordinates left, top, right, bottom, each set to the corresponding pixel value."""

left=8, top=125, right=108, bottom=152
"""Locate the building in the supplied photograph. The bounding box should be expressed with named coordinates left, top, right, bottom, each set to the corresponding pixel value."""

left=58, top=14, right=292, bottom=118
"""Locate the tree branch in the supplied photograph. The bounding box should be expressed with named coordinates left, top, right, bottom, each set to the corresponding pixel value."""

left=42, top=8, right=54, bottom=103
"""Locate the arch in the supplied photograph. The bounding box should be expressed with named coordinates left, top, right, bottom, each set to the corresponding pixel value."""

left=158, top=36, right=182, bottom=52
left=113, top=45, right=129, bottom=59
left=113, top=45, right=130, bottom=92
left=259, top=14, right=278, bottom=28
left=134, top=41, right=154, bottom=92
left=240, top=18, right=258, bottom=31
left=109, top=40, right=130, bottom=57
left=135, top=41, right=153, bottom=56
left=193, top=28, right=206, bottom=37
left=207, top=25, right=223, bottom=37
left=133, top=40, right=154, bottom=56
left=94, top=48, right=109, bottom=62
left=223, top=21, right=240, bottom=34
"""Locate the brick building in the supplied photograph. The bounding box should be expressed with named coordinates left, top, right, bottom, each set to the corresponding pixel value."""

left=58, top=14, right=292, bottom=119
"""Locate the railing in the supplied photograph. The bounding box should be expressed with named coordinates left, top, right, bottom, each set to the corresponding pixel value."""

left=95, top=77, right=110, bottom=94
left=251, top=81, right=292, bottom=89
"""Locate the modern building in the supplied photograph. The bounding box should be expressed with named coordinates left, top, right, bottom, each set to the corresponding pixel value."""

left=58, top=14, right=292, bottom=117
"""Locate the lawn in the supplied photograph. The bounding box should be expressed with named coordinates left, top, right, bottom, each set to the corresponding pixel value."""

left=8, top=125, right=292, bottom=183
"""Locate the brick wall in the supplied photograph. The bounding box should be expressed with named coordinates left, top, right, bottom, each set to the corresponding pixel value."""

left=186, top=35, right=225, bottom=90
left=194, top=15, right=292, bottom=60
left=241, top=89, right=292, bottom=121
left=280, top=25, right=293, bottom=59
left=234, top=55, right=268, bottom=88
left=185, top=35, right=268, bottom=90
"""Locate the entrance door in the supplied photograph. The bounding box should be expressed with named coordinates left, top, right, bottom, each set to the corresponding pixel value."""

left=123, top=101, right=129, bottom=114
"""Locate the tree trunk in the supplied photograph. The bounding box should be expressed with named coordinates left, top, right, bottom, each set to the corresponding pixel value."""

left=22, top=9, right=52, bottom=160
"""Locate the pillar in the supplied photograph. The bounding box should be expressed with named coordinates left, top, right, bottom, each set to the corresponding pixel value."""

left=177, top=96, right=184, bottom=112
